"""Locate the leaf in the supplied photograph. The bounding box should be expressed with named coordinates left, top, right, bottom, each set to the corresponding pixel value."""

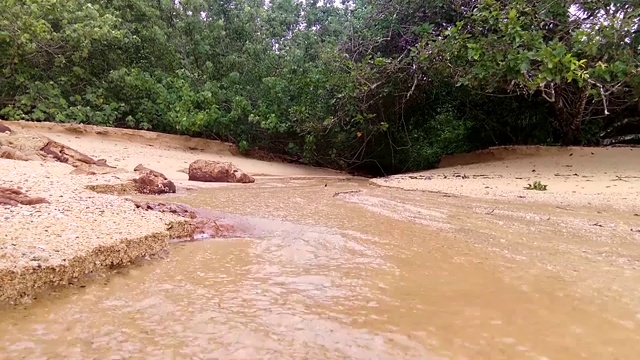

left=373, top=57, right=387, bottom=66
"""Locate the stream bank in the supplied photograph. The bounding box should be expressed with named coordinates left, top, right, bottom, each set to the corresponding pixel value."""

left=1, top=120, right=344, bottom=305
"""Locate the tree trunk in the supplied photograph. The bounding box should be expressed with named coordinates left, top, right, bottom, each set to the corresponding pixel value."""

left=549, top=84, right=590, bottom=146
left=560, top=127, right=577, bottom=146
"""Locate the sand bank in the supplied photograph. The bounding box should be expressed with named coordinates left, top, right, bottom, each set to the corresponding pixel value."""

left=0, top=120, right=344, bottom=305
left=372, top=146, right=640, bottom=211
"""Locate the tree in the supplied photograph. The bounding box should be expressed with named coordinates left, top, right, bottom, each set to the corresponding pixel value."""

left=1, top=0, right=637, bottom=174
left=0, top=0, right=125, bottom=120
left=431, top=0, right=640, bottom=144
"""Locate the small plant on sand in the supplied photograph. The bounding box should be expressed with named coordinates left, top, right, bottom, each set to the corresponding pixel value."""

left=524, top=181, right=548, bottom=191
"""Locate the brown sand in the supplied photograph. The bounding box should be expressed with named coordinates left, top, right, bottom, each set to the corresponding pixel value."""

left=0, top=120, right=345, bottom=305
left=5, top=120, right=342, bottom=187
left=373, top=146, right=640, bottom=211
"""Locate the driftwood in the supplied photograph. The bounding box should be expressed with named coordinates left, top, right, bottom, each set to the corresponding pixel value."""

left=599, top=117, right=640, bottom=138
left=40, top=140, right=114, bottom=169
left=598, top=116, right=640, bottom=146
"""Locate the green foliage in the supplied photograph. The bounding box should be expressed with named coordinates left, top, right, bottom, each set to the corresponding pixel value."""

left=432, top=0, right=640, bottom=144
left=525, top=181, right=548, bottom=191
left=1, top=0, right=638, bottom=174
left=237, top=140, right=250, bottom=153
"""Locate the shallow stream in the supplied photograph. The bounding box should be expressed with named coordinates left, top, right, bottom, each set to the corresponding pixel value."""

left=2, top=179, right=640, bottom=359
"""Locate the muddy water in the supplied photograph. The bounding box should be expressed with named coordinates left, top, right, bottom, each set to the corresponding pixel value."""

left=2, top=179, right=640, bottom=359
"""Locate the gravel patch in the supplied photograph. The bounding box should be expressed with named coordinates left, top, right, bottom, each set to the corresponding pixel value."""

left=0, top=120, right=350, bottom=305
left=0, top=158, right=184, bottom=304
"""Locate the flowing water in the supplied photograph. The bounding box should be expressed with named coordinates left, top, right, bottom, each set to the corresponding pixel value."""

left=2, top=178, right=640, bottom=359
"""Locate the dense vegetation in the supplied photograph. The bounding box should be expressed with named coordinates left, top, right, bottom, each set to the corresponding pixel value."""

left=1, top=0, right=638, bottom=174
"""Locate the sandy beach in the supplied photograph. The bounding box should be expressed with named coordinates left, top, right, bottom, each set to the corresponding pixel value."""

left=0, top=120, right=341, bottom=305
left=2, top=119, right=640, bottom=306
left=373, top=145, right=640, bottom=211
left=2, top=121, right=640, bottom=359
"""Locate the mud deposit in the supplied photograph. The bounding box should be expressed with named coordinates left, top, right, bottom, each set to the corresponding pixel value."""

left=1, top=179, right=640, bottom=359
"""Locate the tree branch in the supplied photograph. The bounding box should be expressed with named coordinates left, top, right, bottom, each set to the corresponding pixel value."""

left=601, top=133, right=640, bottom=146
left=599, top=117, right=640, bottom=138
left=540, top=82, right=555, bottom=102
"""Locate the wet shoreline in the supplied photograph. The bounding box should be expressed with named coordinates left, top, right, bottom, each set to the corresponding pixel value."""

left=0, top=195, right=261, bottom=306
left=3, top=181, right=640, bottom=359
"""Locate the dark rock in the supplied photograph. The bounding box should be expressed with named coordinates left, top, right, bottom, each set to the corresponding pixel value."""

left=130, top=200, right=197, bottom=218
left=0, top=187, right=49, bottom=206
left=134, top=164, right=168, bottom=179
left=188, top=159, right=254, bottom=183
left=132, top=165, right=176, bottom=195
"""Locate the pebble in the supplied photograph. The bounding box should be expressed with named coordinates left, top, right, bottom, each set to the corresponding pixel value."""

left=30, top=253, right=49, bottom=262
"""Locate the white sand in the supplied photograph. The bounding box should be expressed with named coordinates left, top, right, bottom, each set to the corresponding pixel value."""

left=0, top=158, right=172, bottom=268
left=372, top=146, right=640, bottom=211
left=6, top=120, right=342, bottom=188
left=0, top=156, right=189, bottom=304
